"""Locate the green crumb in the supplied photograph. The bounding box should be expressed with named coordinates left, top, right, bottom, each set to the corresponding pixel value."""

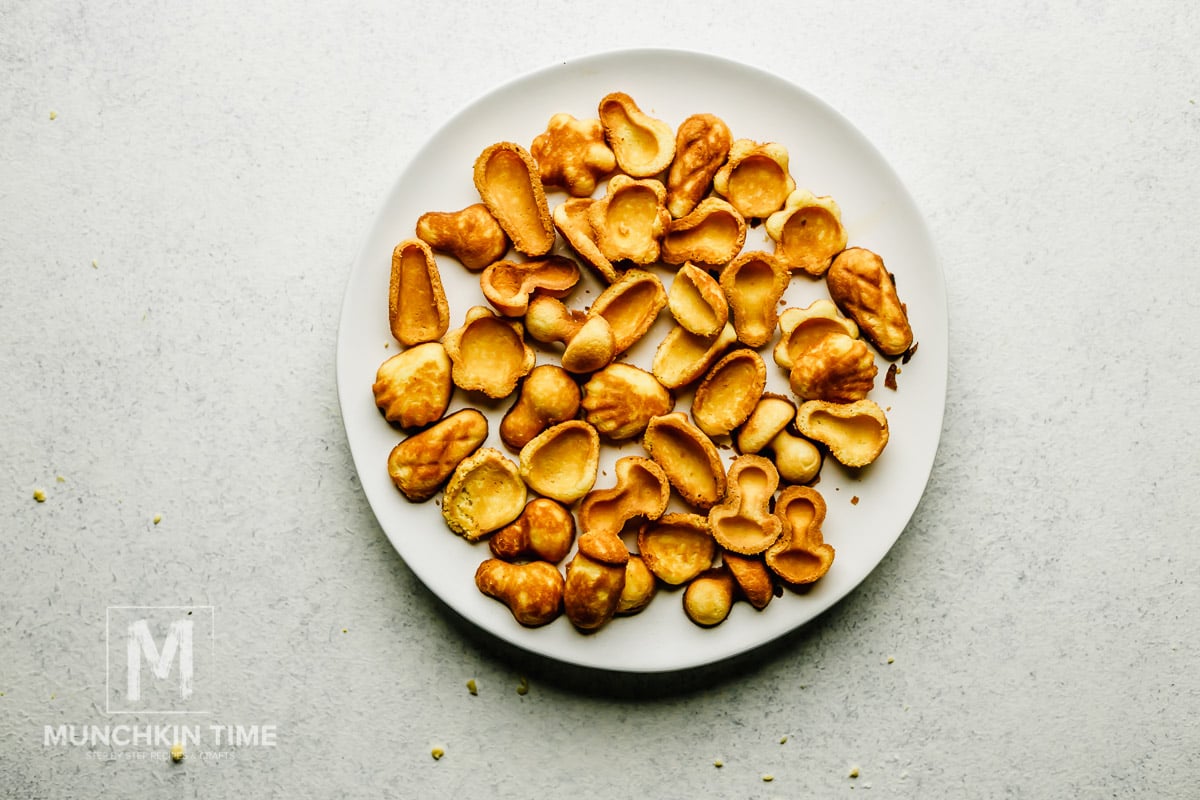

left=887, top=655, right=895, bottom=664
left=516, top=676, right=529, bottom=696
left=780, top=735, right=788, bottom=744
left=33, top=489, right=46, bottom=503
left=713, top=760, right=723, bottom=768
left=762, top=774, right=774, bottom=782
left=849, top=766, right=860, bottom=778
left=56, top=475, right=65, bottom=483
left=49, top=111, right=57, bottom=120
left=466, top=679, right=477, bottom=696
left=153, top=514, right=162, bottom=525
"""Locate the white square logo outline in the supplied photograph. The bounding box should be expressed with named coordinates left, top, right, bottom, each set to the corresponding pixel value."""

left=105, top=605, right=215, bottom=715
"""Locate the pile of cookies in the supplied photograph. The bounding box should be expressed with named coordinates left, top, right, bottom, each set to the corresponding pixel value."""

left=373, top=91, right=914, bottom=632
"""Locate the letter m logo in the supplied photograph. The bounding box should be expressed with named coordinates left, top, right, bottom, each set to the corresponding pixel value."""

left=126, top=618, right=193, bottom=701
left=106, top=606, right=214, bottom=714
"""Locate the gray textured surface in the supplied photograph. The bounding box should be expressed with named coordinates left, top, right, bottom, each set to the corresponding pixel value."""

left=3, top=1, right=1198, bottom=797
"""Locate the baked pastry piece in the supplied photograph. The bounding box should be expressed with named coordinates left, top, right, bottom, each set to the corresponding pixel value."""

left=518, top=420, right=600, bottom=504
left=476, top=559, right=564, bottom=627
left=826, top=247, right=914, bottom=357
left=765, top=485, right=834, bottom=586
left=661, top=197, right=747, bottom=267
left=473, top=141, right=555, bottom=256
left=388, top=238, right=449, bottom=346
left=415, top=203, right=510, bottom=270
left=441, top=447, right=527, bottom=540
left=442, top=306, right=536, bottom=398
left=720, top=250, right=790, bottom=348
left=580, top=363, right=673, bottom=440
left=642, top=412, right=726, bottom=510
left=588, top=175, right=671, bottom=265
left=387, top=408, right=488, bottom=502
left=794, top=399, right=889, bottom=468
left=372, top=342, right=452, bottom=429
left=712, top=140, right=796, bottom=218
left=598, top=92, right=675, bottom=177
left=666, top=113, right=733, bottom=218
left=708, top=455, right=783, bottom=555
left=764, top=189, right=847, bottom=276
left=530, top=113, right=616, bottom=197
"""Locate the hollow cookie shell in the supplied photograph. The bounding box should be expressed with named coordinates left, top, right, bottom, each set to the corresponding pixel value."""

left=598, top=92, right=676, bottom=178
left=480, top=256, right=580, bottom=317
left=552, top=198, right=618, bottom=284
left=442, top=447, right=527, bottom=541
left=661, top=197, right=747, bottom=267
left=473, top=141, right=555, bottom=257
left=636, top=513, right=716, bottom=586
left=577, top=456, right=670, bottom=539
left=712, top=140, right=796, bottom=219
left=708, top=454, right=783, bottom=555
left=773, top=299, right=860, bottom=371
left=720, top=250, right=790, bottom=349
left=589, top=268, right=668, bottom=355
left=389, top=238, right=450, bottom=346
left=652, top=322, right=738, bottom=390
left=766, top=485, right=834, bottom=586
left=442, top=306, right=536, bottom=398
left=642, top=412, right=726, bottom=511
left=691, top=348, right=767, bottom=438
left=518, top=420, right=600, bottom=504
left=588, top=175, right=671, bottom=265
left=668, top=263, right=728, bottom=338
left=794, top=399, right=889, bottom=468
left=764, top=189, right=848, bottom=276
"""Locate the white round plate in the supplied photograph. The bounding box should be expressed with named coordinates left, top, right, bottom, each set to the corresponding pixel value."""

left=337, top=49, right=947, bottom=673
